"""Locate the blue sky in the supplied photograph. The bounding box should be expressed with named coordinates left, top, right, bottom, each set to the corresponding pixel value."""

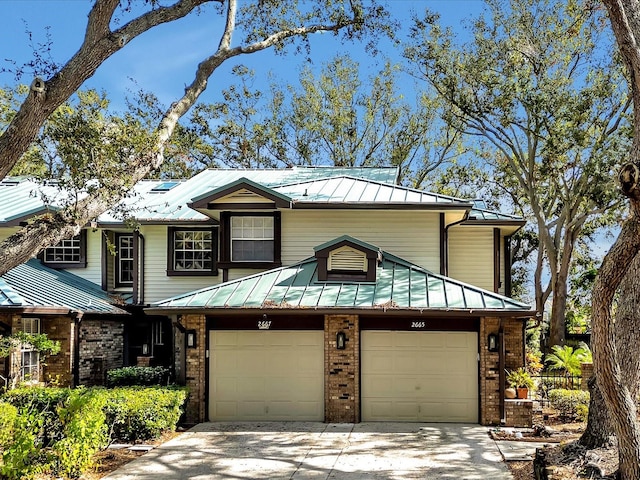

left=0, top=1, right=485, bottom=111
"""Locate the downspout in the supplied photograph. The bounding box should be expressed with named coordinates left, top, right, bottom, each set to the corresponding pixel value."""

left=72, top=313, right=83, bottom=388
left=505, top=236, right=512, bottom=298
left=499, top=321, right=505, bottom=424
left=443, top=211, right=470, bottom=277
left=133, top=232, right=145, bottom=305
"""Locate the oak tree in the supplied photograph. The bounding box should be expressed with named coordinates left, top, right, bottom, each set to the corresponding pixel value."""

left=0, top=0, right=388, bottom=276
left=405, top=0, right=630, bottom=348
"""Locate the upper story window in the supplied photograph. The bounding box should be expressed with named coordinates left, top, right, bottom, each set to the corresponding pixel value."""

left=41, top=231, right=87, bottom=269
left=231, top=216, right=274, bottom=262
left=115, top=233, right=134, bottom=287
left=219, top=212, right=281, bottom=269
left=167, top=227, right=218, bottom=276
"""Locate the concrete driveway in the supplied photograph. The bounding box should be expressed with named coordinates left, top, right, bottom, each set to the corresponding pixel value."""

left=103, top=422, right=513, bottom=479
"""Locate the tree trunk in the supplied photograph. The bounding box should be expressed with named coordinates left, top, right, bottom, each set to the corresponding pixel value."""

left=580, top=375, right=614, bottom=448
left=548, top=276, right=567, bottom=347
left=592, top=214, right=640, bottom=479
left=581, top=253, right=640, bottom=449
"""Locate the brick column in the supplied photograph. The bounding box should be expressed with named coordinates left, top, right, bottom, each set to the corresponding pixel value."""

left=581, top=363, right=593, bottom=391
left=325, top=314, right=359, bottom=423
left=480, top=317, right=501, bottom=425
left=43, top=316, right=74, bottom=386
left=183, top=314, right=206, bottom=424
left=479, top=317, right=528, bottom=426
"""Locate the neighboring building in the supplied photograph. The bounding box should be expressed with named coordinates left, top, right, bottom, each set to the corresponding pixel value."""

left=0, top=167, right=536, bottom=426
left=0, top=259, right=129, bottom=388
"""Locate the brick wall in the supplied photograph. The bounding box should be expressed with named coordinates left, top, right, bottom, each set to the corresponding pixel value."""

left=479, top=317, right=527, bottom=425
left=325, top=314, right=359, bottom=423
left=581, top=363, right=593, bottom=391
left=182, top=314, right=206, bottom=424
left=505, top=399, right=533, bottom=427
left=43, top=316, right=74, bottom=386
left=78, top=319, right=124, bottom=386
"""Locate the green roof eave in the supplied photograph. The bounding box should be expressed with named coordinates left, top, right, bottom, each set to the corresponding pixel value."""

left=290, top=202, right=474, bottom=210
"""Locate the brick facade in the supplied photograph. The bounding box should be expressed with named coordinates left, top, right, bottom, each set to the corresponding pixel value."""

left=479, top=316, right=528, bottom=426
left=324, top=314, right=359, bottom=423
left=505, top=399, right=533, bottom=427
left=182, top=314, right=206, bottom=424
left=581, top=363, right=593, bottom=391
left=77, top=319, right=124, bottom=386
left=43, top=316, right=74, bottom=386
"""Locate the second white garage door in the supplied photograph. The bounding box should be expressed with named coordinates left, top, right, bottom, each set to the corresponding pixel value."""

left=361, top=330, right=478, bottom=422
left=208, top=330, right=324, bottom=421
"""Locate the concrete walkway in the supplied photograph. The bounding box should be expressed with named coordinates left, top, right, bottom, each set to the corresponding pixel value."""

left=103, top=422, right=513, bottom=479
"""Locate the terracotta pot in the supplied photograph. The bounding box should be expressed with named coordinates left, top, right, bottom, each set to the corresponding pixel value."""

left=516, top=387, right=529, bottom=399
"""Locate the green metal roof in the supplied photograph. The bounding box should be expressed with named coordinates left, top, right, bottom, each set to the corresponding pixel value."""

left=0, top=167, right=524, bottom=227
left=0, top=259, right=129, bottom=315
left=153, top=244, right=531, bottom=314
left=276, top=176, right=468, bottom=207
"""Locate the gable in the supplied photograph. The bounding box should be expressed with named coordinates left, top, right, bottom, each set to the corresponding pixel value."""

left=189, top=178, right=292, bottom=211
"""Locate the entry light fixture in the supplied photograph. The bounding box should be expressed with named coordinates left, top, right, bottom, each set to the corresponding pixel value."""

left=487, top=333, right=499, bottom=352
left=187, top=330, right=197, bottom=349
left=336, top=331, right=347, bottom=350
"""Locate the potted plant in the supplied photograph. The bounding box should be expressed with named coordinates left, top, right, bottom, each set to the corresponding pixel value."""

left=506, top=367, right=534, bottom=399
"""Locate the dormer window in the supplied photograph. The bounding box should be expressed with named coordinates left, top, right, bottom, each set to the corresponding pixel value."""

left=315, top=236, right=379, bottom=282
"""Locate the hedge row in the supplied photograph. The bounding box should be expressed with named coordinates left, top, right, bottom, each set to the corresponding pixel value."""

left=0, top=386, right=188, bottom=479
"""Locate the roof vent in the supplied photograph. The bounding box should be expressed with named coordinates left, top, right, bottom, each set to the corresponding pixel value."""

left=328, top=246, right=367, bottom=272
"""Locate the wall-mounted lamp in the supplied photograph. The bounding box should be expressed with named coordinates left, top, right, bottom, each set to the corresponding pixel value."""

left=488, top=333, right=499, bottom=352
left=336, top=331, right=347, bottom=350
left=142, top=343, right=149, bottom=355
left=187, top=330, right=197, bottom=349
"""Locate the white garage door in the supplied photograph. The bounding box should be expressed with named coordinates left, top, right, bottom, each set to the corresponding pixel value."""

left=361, top=331, right=478, bottom=422
left=209, top=330, right=324, bottom=421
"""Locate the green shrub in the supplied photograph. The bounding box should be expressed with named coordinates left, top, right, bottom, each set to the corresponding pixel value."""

left=52, top=389, right=108, bottom=478
left=0, top=386, right=187, bottom=478
left=0, top=401, right=17, bottom=449
left=103, top=387, right=188, bottom=441
left=2, top=387, right=70, bottom=446
left=1, top=387, right=108, bottom=479
left=106, top=366, right=171, bottom=387
left=1, top=402, right=52, bottom=479
left=548, top=388, right=590, bottom=421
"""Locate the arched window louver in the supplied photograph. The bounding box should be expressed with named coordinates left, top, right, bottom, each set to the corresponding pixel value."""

left=328, top=246, right=368, bottom=272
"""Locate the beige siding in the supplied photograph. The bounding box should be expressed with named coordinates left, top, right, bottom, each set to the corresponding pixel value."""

left=66, top=229, right=103, bottom=286
left=280, top=210, right=441, bottom=272
left=448, top=226, right=494, bottom=292
left=140, top=225, right=222, bottom=304
left=0, top=227, right=18, bottom=242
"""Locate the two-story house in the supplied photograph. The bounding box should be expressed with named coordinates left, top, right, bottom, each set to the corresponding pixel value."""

left=0, top=167, right=535, bottom=426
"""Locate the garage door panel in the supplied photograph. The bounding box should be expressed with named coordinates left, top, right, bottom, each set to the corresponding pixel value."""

left=213, top=331, right=238, bottom=346
left=362, top=331, right=478, bottom=423
left=445, top=332, right=475, bottom=348
left=209, top=331, right=324, bottom=421
left=238, top=331, right=267, bottom=346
